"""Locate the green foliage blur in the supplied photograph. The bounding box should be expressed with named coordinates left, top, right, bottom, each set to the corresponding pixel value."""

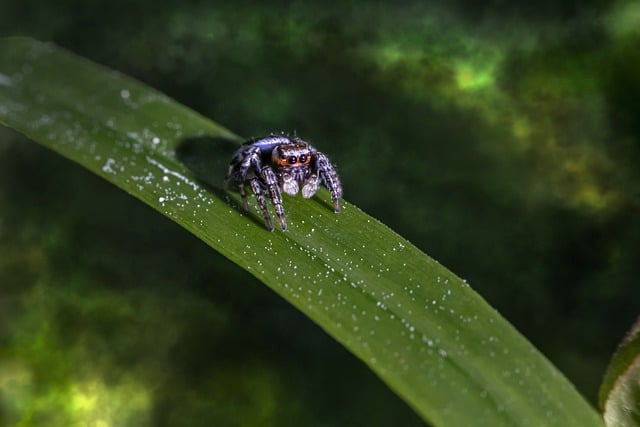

left=1, top=0, right=639, bottom=425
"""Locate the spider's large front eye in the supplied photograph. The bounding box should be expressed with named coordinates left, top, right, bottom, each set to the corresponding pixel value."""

left=298, top=154, right=307, bottom=164
left=288, top=155, right=297, bottom=164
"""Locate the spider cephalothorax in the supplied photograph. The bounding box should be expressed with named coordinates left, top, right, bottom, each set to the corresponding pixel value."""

left=224, top=135, right=343, bottom=231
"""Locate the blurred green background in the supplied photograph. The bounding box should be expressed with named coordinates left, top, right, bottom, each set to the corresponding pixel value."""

left=1, top=1, right=639, bottom=425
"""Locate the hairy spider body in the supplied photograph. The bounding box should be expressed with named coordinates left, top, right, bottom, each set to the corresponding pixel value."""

left=224, top=135, right=343, bottom=231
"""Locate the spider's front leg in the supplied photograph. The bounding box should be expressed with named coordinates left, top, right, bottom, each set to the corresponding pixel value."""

left=248, top=166, right=287, bottom=231
left=314, top=152, right=343, bottom=213
left=261, top=166, right=287, bottom=230
left=249, top=178, right=274, bottom=232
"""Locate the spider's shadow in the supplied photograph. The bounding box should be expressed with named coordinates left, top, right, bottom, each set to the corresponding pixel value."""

left=176, top=135, right=267, bottom=229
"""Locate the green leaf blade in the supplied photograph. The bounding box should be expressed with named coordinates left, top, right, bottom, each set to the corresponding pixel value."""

left=600, top=318, right=640, bottom=427
left=0, top=37, right=603, bottom=427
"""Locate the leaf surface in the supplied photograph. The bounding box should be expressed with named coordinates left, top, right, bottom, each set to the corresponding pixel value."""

left=0, top=37, right=603, bottom=427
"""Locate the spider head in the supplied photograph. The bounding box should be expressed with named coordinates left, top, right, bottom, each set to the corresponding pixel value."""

left=272, top=143, right=312, bottom=168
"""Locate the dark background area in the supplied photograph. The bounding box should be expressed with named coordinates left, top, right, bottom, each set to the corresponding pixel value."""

left=1, top=1, right=639, bottom=425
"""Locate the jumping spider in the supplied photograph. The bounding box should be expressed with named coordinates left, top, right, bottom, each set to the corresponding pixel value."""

left=224, top=135, right=343, bottom=231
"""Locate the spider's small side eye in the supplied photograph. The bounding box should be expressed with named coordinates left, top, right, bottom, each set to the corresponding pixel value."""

left=280, top=154, right=287, bottom=160
left=288, top=156, right=297, bottom=164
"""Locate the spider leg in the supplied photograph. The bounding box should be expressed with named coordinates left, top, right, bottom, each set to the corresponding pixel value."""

left=315, top=152, right=343, bottom=212
left=224, top=146, right=265, bottom=214
left=223, top=167, right=249, bottom=211
left=249, top=178, right=274, bottom=232
left=224, top=146, right=261, bottom=188
left=261, top=166, right=287, bottom=230
left=238, top=184, right=250, bottom=211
